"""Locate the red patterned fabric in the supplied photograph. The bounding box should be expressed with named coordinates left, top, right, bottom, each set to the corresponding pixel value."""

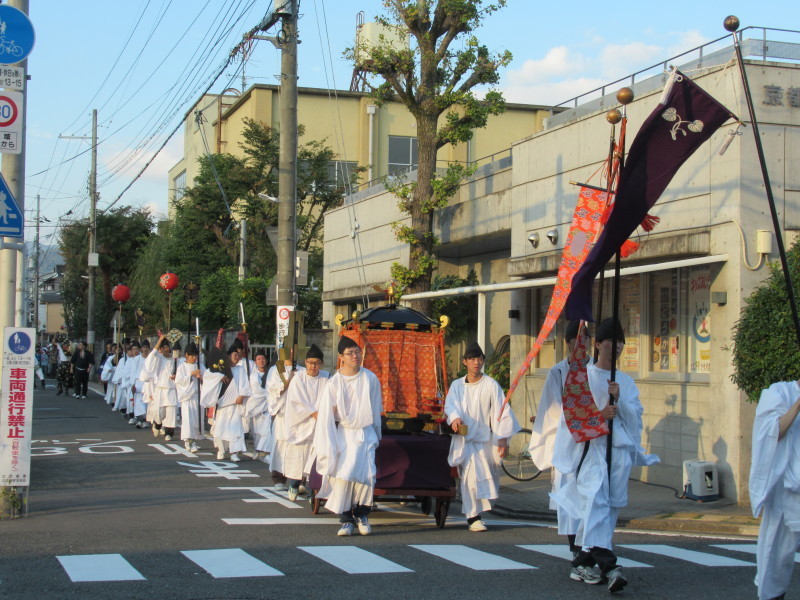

left=502, top=186, right=607, bottom=413
left=562, top=324, right=608, bottom=442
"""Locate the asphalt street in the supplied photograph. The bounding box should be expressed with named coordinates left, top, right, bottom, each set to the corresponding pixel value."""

left=0, top=383, right=785, bottom=600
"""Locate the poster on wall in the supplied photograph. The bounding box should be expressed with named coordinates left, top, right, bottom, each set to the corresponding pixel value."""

left=689, top=267, right=711, bottom=373
left=0, top=327, right=35, bottom=487
left=620, top=275, right=640, bottom=370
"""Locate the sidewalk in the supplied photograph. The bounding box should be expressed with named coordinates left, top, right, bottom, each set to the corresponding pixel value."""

left=491, top=472, right=760, bottom=538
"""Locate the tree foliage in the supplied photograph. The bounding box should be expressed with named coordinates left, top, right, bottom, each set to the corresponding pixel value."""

left=352, top=0, right=511, bottom=309
left=59, top=206, right=154, bottom=340
left=731, top=238, right=800, bottom=401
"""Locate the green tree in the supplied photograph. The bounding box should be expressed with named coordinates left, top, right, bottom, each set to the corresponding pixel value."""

left=352, top=0, right=511, bottom=311
left=59, top=206, right=154, bottom=340
left=731, top=238, right=800, bottom=402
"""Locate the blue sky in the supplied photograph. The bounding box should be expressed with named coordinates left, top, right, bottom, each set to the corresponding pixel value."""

left=11, top=0, right=794, bottom=245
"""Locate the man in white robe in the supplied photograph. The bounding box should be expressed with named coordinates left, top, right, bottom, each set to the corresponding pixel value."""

left=284, top=344, right=329, bottom=501
left=175, top=342, right=203, bottom=453
left=143, top=335, right=180, bottom=440
left=206, top=343, right=251, bottom=462
left=100, top=351, right=116, bottom=405
left=750, top=380, right=800, bottom=600
left=245, top=349, right=272, bottom=463
left=548, top=318, right=659, bottom=594
left=123, top=342, right=143, bottom=425
left=131, top=340, right=151, bottom=429
left=266, top=358, right=304, bottom=488
left=111, top=345, right=131, bottom=414
left=445, top=341, right=520, bottom=532
left=529, top=321, right=600, bottom=582
left=314, top=336, right=382, bottom=537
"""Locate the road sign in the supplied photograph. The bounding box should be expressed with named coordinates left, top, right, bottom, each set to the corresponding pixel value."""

left=0, top=6, right=35, bottom=65
left=276, top=305, right=293, bottom=346
left=0, top=89, right=21, bottom=154
left=0, top=172, right=23, bottom=237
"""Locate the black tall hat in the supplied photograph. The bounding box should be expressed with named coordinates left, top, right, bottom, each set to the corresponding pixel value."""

left=337, top=336, right=359, bottom=354
left=185, top=342, right=199, bottom=356
left=307, top=344, right=323, bottom=360
left=226, top=342, right=239, bottom=355
left=596, top=317, right=625, bottom=343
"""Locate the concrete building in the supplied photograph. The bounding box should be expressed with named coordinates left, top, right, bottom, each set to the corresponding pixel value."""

left=323, top=28, right=800, bottom=504
left=168, top=84, right=554, bottom=216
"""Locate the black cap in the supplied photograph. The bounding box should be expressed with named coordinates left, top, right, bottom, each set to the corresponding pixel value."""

left=130, top=340, right=141, bottom=348
left=338, top=336, right=359, bottom=354
left=307, top=343, right=323, bottom=360
left=463, top=341, right=485, bottom=360
left=255, top=348, right=267, bottom=358
left=226, top=343, right=240, bottom=355
left=596, top=318, right=625, bottom=343
left=185, top=342, right=199, bottom=356
left=141, top=339, right=151, bottom=348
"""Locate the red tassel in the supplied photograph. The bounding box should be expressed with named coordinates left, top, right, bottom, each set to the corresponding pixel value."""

left=620, top=240, right=639, bottom=258
left=640, top=213, right=660, bottom=232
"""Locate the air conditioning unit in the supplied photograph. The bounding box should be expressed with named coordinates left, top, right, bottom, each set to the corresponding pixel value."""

left=683, top=459, right=719, bottom=502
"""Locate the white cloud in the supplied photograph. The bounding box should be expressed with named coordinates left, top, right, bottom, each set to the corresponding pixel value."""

left=507, top=46, right=586, bottom=86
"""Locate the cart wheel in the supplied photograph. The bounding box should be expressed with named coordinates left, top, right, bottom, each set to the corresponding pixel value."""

left=500, top=428, right=543, bottom=481
left=434, top=499, right=450, bottom=528
left=419, top=495, right=432, bottom=516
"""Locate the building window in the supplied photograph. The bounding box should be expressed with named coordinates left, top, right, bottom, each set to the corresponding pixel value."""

left=173, top=170, right=187, bottom=202
left=327, top=161, right=358, bottom=186
left=388, top=136, right=418, bottom=175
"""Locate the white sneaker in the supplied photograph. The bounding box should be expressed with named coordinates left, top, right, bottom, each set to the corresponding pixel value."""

left=190, top=443, right=199, bottom=453
left=164, top=435, right=172, bottom=441
left=337, top=522, right=354, bottom=537
left=570, top=565, right=602, bottom=584
left=216, top=451, right=225, bottom=460
left=288, top=487, right=298, bottom=501
left=356, top=516, right=371, bottom=536
left=468, top=519, right=488, bottom=532
left=128, top=418, right=137, bottom=425
left=274, top=482, right=287, bottom=491
left=230, top=453, right=240, bottom=462
left=606, top=567, right=628, bottom=593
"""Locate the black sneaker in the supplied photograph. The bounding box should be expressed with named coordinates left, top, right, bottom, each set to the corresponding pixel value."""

left=606, top=567, right=628, bottom=593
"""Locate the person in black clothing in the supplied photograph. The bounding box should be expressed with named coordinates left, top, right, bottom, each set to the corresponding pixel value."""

left=70, top=341, right=95, bottom=399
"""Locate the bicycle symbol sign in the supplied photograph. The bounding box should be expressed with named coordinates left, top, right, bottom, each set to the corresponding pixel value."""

left=0, top=6, right=34, bottom=65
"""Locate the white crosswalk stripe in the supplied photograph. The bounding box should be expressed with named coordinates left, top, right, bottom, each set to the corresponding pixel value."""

left=619, top=544, right=756, bottom=567
left=181, top=548, right=283, bottom=578
left=298, top=546, right=413, bottom=574
left=712, top=544, right=800, bottom=563
left=410, top=544, right=535, bottom=570
left=517, top=544, right=653, bottom=568
left=57, top=554, right=146, bottom=582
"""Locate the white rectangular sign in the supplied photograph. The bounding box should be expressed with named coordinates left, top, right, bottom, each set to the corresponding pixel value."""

left=0, top=66, right=24, bottom=90
left=0, top=89, right=23, bottom=154
left=1, top=327, right=35, bottom=486
left=276, top=305, right=294, bottom=347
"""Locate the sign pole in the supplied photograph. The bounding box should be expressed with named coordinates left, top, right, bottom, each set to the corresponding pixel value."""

left=0, top=0, right=30, bottom=334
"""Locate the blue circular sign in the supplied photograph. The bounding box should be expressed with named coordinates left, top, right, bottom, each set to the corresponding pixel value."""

left=0, top=6, right=35, bottom=65
left=8, top=330, right=31, bottom=354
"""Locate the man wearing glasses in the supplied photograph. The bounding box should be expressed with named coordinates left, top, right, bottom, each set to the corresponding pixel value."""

left=314, top=336, right=383, bottom=536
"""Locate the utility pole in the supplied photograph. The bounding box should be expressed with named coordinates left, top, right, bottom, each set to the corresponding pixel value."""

left=33, top=194, right=39, bottom=343
left=276, top=0, right=298, bottom=310
left=238, top=218, right=247, bottom=281
left=86, top=109, right=98, bottom=352
left=0, top=0, right=29, bottom=331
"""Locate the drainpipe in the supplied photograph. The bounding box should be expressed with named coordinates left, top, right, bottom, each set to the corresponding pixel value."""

left=366, top=105, right=376, bottom=182
left=477, top=292, right=486, bottom=369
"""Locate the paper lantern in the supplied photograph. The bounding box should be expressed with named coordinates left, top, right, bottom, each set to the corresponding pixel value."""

left=111, top=284, right=131, bottom=303
left=159, top=272, right=179, bottom=291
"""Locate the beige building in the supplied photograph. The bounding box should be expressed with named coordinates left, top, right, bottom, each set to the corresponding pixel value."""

left=168, top=84, right=554, bottom=215
left=323, top=30, right=800, bottom=504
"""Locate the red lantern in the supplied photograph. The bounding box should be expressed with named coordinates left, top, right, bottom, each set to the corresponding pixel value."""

left=159, top=272, right=179, bottom=291
left=112, top=284, right=131, bottom=303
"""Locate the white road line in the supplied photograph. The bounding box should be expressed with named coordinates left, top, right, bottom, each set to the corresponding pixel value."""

left=181, top=548, right=283, bottom=578
left=298, top=546, right=413, bottom=574
left=516, top=545, right=652, bottom=568
left=410, top=545, right=535, bottom=571
left=57, top=554, right=146, bottom=582
left=712, top=544, right=800, bottom=563
left=223, top=517, right=342, bottom=525
left=619, top=544, right=756, bottom=567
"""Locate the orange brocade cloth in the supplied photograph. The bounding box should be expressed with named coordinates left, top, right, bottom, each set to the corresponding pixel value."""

left=341, top=329, right=443, bottom=417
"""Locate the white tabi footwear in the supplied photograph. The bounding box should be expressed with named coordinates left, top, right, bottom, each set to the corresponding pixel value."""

left=230, top=453, right=240, bottom=462
left=216, top=450, right=225, bottom=460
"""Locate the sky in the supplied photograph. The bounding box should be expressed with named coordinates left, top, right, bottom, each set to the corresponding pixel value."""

left=9, top=0, right=795, bottom=249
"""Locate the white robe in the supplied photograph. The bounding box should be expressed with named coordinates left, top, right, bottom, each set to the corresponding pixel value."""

left=313, top=367, right=382, bottom=514
left=266, top=365, right=306, bottom=475
left=129, top=354, right=148, bottom=419
left=143, top=351, right=179, bottom=427
left=529, top=357, right=586, bottom=535
left=750, top=381, right=800, bottom=600
left=112, top=355, right=131, bottom=412
left=548, top=365, right=659, bottom=549
left=444, top=375, right=520, bottom=519
left=246, top=369, right=273, bottom=453
left=175, top=361, right=203, bottom=440
left=101, top=355, right=116, bottom=404
left=207, top=363, right=250, bottom=452
left=283, top=369, right=329, bottom=480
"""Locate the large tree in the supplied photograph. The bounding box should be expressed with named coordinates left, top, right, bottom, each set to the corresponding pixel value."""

left=354, top=0, right=511, bottom=310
